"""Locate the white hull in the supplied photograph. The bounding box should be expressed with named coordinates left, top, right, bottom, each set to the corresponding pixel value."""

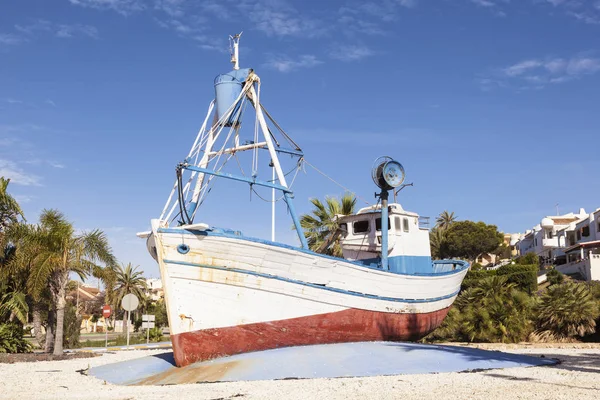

left=150, top=222, right=468, bottom=338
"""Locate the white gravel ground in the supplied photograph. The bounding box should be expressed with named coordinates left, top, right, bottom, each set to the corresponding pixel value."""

left=1, top=345, right=599, bottom=400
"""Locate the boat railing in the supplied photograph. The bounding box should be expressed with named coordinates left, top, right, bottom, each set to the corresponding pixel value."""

left=418, top=216, right=430, bottom=229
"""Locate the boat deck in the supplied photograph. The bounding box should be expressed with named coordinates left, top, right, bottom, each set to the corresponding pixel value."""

left=89, top=342, right=557, bottom=385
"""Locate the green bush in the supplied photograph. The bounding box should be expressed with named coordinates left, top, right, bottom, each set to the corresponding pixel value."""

left=63, top=304, right=82, bottom=349
left=149, top=327, right=164, bottom=342
left=533, top=282, right=599, bottom=341
left=496, top=264, right=538, bottom=294
left=516, top=253, right=539, bottom=266
left=546, top=268, right=564, bottom=286
left=0, top=323, right=32, bottom=353
left=461, top=269, right=496, bottom=290
left=426, top=276, right=533, bottom=343
left=470, top=262, right=484, bottom=271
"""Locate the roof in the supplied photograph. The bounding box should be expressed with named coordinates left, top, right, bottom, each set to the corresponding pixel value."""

left=563, top=239, right=600, bottom=254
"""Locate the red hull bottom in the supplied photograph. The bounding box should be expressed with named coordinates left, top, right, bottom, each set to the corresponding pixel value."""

left=171, top=307, right=451, bottom=367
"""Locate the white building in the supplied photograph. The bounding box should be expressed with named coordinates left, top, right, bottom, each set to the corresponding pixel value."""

left=514, top=208, right=588, bottom=265
left=514, top=208, right=600, bottom=281
left=145, top=278, right=164, bottom=301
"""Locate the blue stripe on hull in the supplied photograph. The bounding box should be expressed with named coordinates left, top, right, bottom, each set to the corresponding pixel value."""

left=163, top=259, right=461, bottom=303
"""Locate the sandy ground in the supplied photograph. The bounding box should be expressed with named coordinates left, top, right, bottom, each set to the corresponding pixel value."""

left=1, top=344, right=599, bottom=400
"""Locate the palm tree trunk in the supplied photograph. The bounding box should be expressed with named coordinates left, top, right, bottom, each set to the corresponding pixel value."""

left=53, top=271, right=68, bottom=355
left=45, top=309, right=55, bottom=353
left=32, top=302, right=45, bottom=348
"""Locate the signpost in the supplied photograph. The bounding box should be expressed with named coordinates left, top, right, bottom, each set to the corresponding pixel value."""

left=142, top=314, right=155, bottom=344
left=121, top=294, right=139, bottom=349
left=102, top=305, right=112, bottom=348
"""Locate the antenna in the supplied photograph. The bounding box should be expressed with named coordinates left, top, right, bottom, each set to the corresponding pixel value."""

left=229, top=32, right=243, bottom=70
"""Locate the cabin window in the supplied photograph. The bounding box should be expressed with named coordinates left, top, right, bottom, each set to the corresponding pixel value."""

left=403, top=218, right=409, bottom=232
left=353, top=220, right=369, bottom=234
left=547, top=230, right=553, bottom=239
left=582, top=226, right=590, bottom=237
left=339, top=223, right=348, bottom=235
left=395, top=217, right=401, bottom=231
left=375, top=218, right=390, bottom=231
left=577, top=230, right=581, bottom=241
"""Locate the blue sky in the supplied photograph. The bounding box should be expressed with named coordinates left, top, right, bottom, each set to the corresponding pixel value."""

left=2, top=0, right=600, bottom=278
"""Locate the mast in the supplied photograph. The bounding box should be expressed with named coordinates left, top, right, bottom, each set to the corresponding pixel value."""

left=162, top=33, right=308, bottom=249
left=230, top=33, right=242, bottom=70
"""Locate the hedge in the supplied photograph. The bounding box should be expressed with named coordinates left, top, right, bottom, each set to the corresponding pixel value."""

left=461, top=264, right=538, bottom=294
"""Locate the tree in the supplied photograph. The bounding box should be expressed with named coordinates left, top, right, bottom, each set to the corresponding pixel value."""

left=440, top=220, right=503, bottom=260
left=112, top=263, right=147, bottom=330
left=533, top=282, right=599, bottom=341
left=25, top=209, right=116, bottom=355
left=0, top=177, right=24, bottom=243
left=429, top=227, right=446, bottom=260
left=435, top=210, right=457, bottom=230
left=299, top=193, right=356, bottom=257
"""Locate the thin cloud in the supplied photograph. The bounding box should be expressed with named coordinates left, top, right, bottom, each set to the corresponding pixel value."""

left=330, top=45, right=375, bottom=62
left=45, top=99, right=57, bottom=107
left=481, top=54, right=600, bottom=90
left=14, top=194, right=34, bottom=204
left=68, top=0, right=145, bottom=15
left=541, top=0, right=600, bottom=24
left=2, top=20, right=99, bottom=49
left=264, top=54, right=322, bottom=73
left=242, top=1, right=327, bottom=38
left=56, top=24, right=99, bottom=39
left=0, top=159, right=41, bottom=186
left=3, top=98, right=23, bottom=104
left=0, top=33, right=25, bottom=46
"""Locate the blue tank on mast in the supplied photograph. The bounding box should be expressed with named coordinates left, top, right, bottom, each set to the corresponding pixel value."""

left=214, top=68, right=252, bottom=127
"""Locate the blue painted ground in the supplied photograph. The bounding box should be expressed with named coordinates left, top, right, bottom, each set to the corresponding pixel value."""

left=89, top=342, right=557, bottom=386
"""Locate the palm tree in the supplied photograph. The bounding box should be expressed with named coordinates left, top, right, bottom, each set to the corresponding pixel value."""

left=0, top=178, right=24, bottom=238
left=443, top=276, right=532, bottom=343
left=534, top=282, right=599, bottom=341
left=435, top=210, right=457, bottom=230
left=112, top=263, right=147, bottom=331
left=429, top=227, right=446, bottom=259
left=25, top=209, right=116, bottom=355
left=299, top=193, right=356, bottom=257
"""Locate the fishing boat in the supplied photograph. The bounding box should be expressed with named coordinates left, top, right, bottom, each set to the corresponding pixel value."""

left=139, top=34, right=469, bottom=368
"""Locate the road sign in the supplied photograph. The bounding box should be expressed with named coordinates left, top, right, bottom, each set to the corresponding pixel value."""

left=142, top=314, right=155, bottom=322
left=142, top=322, right=155, bottom=329
left=121, top=293, right=139, bottom=311
left=102, top=305, right=112, bottom=318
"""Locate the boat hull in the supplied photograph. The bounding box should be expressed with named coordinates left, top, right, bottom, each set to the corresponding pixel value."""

left=150, top=223, right=468, bottom=367
left=171, top=306, right=451, bottom=367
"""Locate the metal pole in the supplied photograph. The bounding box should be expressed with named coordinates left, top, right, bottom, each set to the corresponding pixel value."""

left=272, top=162, right=275, bottom=242
left=146, top=322, right=149, bottom=344
left=105, top=320, right=108, bottom=348
left=126, top=310, right=130, bottom=350
left=381, top=190, right=389, bottom=271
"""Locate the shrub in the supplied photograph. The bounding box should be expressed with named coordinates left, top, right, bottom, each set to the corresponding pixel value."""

left=534, top=282, right=600, bottom=341
left=496, top=264, right=538, bottom=294
left=426, top=276, right=533, bottom=343
left=546, top=268, right=564, bottom=286
left=516, top=253, right=539, bottom=266
left=0, top=323, right=32, bottom=353
left=148, top=327, right=164, bottom=342
left=63, top=304, right=82, bottom=349
left=470, top=262, right=484, bottom=271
